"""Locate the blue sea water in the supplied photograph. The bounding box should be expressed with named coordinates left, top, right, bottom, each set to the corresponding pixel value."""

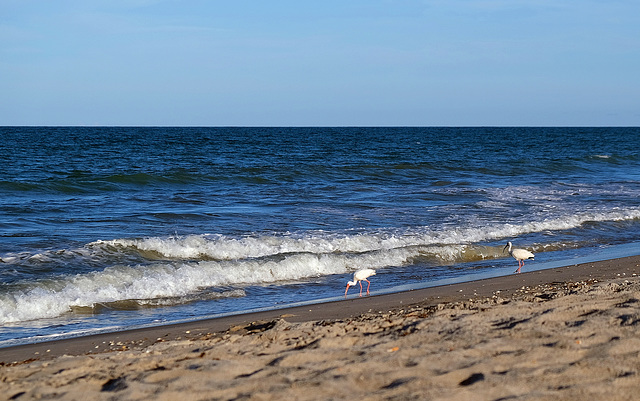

left=1, top=127, right=639, bottom=346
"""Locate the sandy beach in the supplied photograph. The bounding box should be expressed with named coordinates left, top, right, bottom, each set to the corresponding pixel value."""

left=2, top=255, right=640, bottom=400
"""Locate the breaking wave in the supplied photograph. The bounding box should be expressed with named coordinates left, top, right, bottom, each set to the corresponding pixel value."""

left=1, top=206, right=639, bottom=324
left=97, top=206, right=640, bottom=260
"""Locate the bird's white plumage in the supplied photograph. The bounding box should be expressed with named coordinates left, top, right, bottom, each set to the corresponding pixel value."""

left=352, top=268, right=376, bottom=282
left=504, top=241, right=535, bottom=273
left=345, top=268, right=376, bottom=297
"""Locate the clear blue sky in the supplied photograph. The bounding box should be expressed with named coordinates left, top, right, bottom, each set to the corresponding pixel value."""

left=1, top=1, right=639, bottom=126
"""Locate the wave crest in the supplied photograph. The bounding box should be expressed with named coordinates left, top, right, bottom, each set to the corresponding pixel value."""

left=1, top=206, right=639, bottom=324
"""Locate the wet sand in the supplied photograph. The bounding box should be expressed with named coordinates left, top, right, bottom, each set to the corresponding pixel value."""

left=2, top=255, right=640, bottom=400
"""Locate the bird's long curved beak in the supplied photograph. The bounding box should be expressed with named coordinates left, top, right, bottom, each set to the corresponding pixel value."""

left=502, top=244, right=508, bottom=253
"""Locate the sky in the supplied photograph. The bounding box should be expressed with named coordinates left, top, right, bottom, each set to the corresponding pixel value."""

left=1, top=0, right=639, bottom=126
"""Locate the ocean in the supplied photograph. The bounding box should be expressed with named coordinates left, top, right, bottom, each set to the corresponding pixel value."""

left=1, top=127, right=639, bottom=346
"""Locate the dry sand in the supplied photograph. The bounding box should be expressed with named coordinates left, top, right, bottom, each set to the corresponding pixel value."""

left=2, top=255, right=640, bottom=400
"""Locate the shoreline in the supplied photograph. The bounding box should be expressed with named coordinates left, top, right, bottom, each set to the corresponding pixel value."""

left=2, top=254, right=640, bottom=364
left=2, top=254, right=640, bottom=399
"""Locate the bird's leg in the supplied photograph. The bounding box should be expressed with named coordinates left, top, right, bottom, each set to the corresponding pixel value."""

left=515, top=260, right=523, bottom=273
left=359, top=281, right=363, bottom=297
left=345, top=284, right=350, bottom=298
left=365, top=279, right=371, bottom=295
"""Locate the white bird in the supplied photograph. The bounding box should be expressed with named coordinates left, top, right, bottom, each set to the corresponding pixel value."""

left=345, top=268, right=376, bottom=297
left=503, top=241, right=535, bottom=273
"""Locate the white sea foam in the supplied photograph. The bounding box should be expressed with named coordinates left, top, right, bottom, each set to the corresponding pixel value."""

left=0, top=247, right=414, bottom=324
left=1, top=206, right=639, bottom=324
left=94, top=206, right=640, bottom=261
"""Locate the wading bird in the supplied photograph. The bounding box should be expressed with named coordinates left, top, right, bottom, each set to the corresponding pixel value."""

left=504, top=241, right=535, bottom=273
left=345, top=268, right=376, bottom=297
